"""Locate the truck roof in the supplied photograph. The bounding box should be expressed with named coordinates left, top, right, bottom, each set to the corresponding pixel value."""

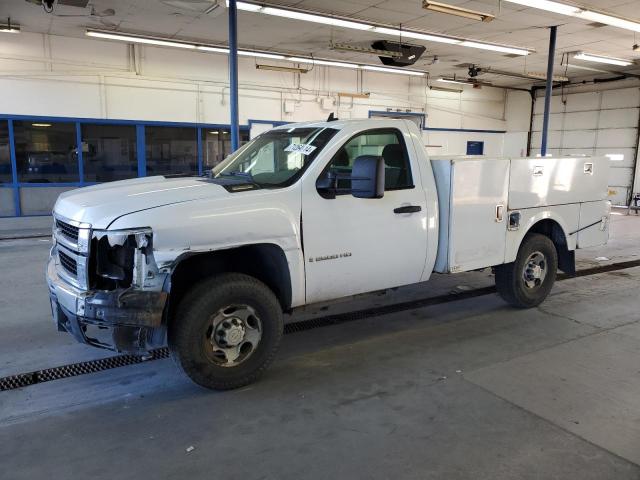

left=271, top=117, right=410, bottom=131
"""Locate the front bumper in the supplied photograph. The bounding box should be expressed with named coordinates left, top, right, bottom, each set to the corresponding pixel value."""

left=47, top=253, right=168, bottom=354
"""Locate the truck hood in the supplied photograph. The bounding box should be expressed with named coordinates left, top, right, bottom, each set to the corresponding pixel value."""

left=54, top=176, right=230, bottom=229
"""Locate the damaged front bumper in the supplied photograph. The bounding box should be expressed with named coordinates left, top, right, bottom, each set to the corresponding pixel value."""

left=47, top=253, right=168, bottom=354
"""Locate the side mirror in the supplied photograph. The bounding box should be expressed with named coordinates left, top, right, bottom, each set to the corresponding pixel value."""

left=351, top=155, right=385, bottom=199
left=316, top=172, right=337, bottom=199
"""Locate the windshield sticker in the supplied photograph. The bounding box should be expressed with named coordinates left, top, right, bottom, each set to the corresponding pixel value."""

left=284, top=143, right=317, bottom=155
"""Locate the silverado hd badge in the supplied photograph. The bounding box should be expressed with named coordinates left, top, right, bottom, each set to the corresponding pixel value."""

left=309, top=252, right=352, bottom=262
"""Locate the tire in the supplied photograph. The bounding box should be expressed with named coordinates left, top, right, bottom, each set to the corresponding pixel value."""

left=168, top=273, right=283, bottom=390
left=495, top=233, right=558, bottom=309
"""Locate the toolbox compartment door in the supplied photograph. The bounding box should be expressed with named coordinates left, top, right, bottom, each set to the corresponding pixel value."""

left=577, top=200, right=610, bottom=248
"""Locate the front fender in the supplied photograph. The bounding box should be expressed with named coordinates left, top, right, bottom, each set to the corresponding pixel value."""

left=108, top=186, right=306, bottom=307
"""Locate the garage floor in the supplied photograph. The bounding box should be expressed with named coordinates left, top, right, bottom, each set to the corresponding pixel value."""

left=1, top=211, right=639, bottom=480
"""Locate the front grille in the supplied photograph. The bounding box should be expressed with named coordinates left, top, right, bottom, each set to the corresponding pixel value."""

left=56, top=219, right=79, bottom=242
left=58, top=250, right=78, bottom=276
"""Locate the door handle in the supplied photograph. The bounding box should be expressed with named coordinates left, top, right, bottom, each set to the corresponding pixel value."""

left=394, top=205, right=422, bottom=214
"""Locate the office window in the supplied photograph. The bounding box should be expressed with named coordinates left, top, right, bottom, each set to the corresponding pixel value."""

left=202, top=128, right=251, bottom=170
left=0, top=121, right=11, bottom=183
left=82, top=124, right=138, bottom=182
left=13, top=121, right=79, bottom=183
left=145, top=126, right=198, bottom=176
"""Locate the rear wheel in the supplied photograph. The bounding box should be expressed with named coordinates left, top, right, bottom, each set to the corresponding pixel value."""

left=495, top=233, right=558, bottom=308
left=168, top=273, right=283, bottom=390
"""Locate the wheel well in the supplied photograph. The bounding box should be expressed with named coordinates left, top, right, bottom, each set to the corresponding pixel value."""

left=527, top=219, right=575, bottom=274
left=167, top=244, right=292, bottom=320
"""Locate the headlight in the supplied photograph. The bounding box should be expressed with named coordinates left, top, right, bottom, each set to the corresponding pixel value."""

left=92, top=228, right=153, bottom=289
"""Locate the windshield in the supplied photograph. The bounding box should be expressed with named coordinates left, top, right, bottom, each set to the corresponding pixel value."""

left=211, top=126, right=338, bottom=187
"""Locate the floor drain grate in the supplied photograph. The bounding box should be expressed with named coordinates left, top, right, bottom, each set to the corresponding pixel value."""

left=2, top=259, right=639, bottom=391
left=0, top=348, right=169, bottom=391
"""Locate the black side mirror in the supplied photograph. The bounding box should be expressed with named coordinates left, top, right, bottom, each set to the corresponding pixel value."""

left=316, top=171, right=337, bottom=199
left=351, top=155, right=385, bottom=199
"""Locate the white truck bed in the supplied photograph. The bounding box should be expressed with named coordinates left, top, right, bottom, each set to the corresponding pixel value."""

left=431, top=155, right=610, bottom=274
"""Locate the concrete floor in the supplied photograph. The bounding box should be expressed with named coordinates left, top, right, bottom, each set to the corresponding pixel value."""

left=0, top=211, right=639, bottom=479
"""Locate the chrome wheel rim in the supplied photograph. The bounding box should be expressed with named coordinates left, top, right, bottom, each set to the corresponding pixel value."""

left=204, top=305, right=262, bottom=367
left=522, top=251, right=547, bottom=289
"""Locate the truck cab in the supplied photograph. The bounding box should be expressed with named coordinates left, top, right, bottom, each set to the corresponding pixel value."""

left=47, top=118, right=610, bottom=390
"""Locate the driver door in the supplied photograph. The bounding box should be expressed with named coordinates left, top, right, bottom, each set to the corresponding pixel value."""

left=301, top=127, right=428, bottom=304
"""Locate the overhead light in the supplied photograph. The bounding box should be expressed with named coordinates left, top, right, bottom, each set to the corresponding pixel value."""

left=422, top=1, right=494, bottom=22
left=231, top=1, right=532, bottom=55
left=287, top=57, right=359, bottom=69
left=526, top=71, right=569, bottom=82
left=86, top=30, right=197, bottom=49
left=573, top=52, right=632, bottom=67
left=209, top=131, right=219, bottom=134
left=429, top=85, right=463, bottom=93
left=361, top=65, right=425, bottom=76
left=459, top=41, right=530, bottom=55
left=337, top=92, right=371, bottom=98
left=606, top=153, right=624, bottom=161
left=256, top=64, right=309, bottom=73
left=86, top=29, right=429, bottom=77
left=239, top=50, right=286, bottom=60
left=0, top=22, right=20, bottom=33
left=437, top=77, right=468, bottom=85
left=504, top=0, right=640, bottom=33
left=231, top=1, right=263, bottom=12
left=504, top=0, right=580, bottom=16
left=32, top=123, right=52, bottom=127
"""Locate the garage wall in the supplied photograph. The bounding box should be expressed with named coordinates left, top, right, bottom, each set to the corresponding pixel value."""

left=530, top=82, right=640, bottom=206
left=0, top=32, right=509, bottom=147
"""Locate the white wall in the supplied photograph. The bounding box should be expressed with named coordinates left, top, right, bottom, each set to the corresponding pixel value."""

left=0, top=31, right=513, bottom=154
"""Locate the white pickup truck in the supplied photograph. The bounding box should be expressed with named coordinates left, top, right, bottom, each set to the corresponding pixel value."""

left=47, top=118, right=611, bottom=389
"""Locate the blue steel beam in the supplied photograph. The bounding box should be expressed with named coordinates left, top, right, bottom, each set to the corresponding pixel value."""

left=228, top=0, right=240, bottom=152
left=540, top=25, right=557, bottom=157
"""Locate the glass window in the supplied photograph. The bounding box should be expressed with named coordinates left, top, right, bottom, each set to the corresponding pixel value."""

left=0, top=121, right=11, bottom=184
left=326, top=129, right=413, bottom=191
left=202, top=128, right=250, bottom=170
left=145, top=126, right=197, bottom=176
left=212, top=127, right=338, bottom=188
left=13, top=121, right=79, bottom=183
left=81, top=124, right=137, bottom=182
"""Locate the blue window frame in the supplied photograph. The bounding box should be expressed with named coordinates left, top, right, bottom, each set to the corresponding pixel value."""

left=0, top=114, right=254, bottom=217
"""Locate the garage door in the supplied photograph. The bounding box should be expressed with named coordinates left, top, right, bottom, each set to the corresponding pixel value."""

left=530, top=87, right=639, bottom=206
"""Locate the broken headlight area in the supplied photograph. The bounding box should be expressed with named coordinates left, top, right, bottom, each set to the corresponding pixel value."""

left=90, top=228, right=158, bottom=290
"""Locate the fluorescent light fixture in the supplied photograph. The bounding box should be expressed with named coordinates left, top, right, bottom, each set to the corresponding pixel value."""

left=234, top=1, right=263, bottom=12
left=231, top=2, right=532, bottom=55
left=460, top=40, right=530, bottom=55
left=422, top=1, right=494, bottom=22
left=85, top=29, right=429, bottom=77
left=437, top=77, right=468, bottom=85
left=239, top=50, right=286, bottom=60
left=32, top=123, right=52, bottom=127
left=429, top=85, right=463, bottom=93
left=86, top=30, right=196, bottom=49
left=261, top=6, right=373, bottom=30
left=573, top=52, right=632, bottom=67
left=256, top=64, right=309, bottom=73
left=361, top=65, right=425, bottom=76
left=575, top=10, right=640, bottom=32
left=504, top=0, right=579, bottom=15
left=504, top=0, right=640, bottom=33
left=287, top=57, right=359, bottom=69
left=196, top=45, right=229, bottom=53
left=209, top=131, right=219, bottom=134
left=606, top=153, right=624, bottom=161
left=0, top=23, right=20, bottom=33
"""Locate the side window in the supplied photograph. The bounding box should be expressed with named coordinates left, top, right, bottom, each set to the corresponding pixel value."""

left=326, top=129, right=413, bottom=191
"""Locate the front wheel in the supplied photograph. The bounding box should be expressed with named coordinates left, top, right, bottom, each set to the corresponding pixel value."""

left=168, top=273, right=283, bottom=390
left=495, top=233, right=558, bottom=308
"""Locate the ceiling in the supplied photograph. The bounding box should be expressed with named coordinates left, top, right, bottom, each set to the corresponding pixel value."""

left=2, top=0, right=640, bottom=87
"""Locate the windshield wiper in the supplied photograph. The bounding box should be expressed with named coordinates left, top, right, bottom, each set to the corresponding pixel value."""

left=217, top=171, right=261, bottom=186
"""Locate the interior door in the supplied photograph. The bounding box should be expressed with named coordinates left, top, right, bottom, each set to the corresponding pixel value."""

left=302, top=128, right=428, bottom=304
